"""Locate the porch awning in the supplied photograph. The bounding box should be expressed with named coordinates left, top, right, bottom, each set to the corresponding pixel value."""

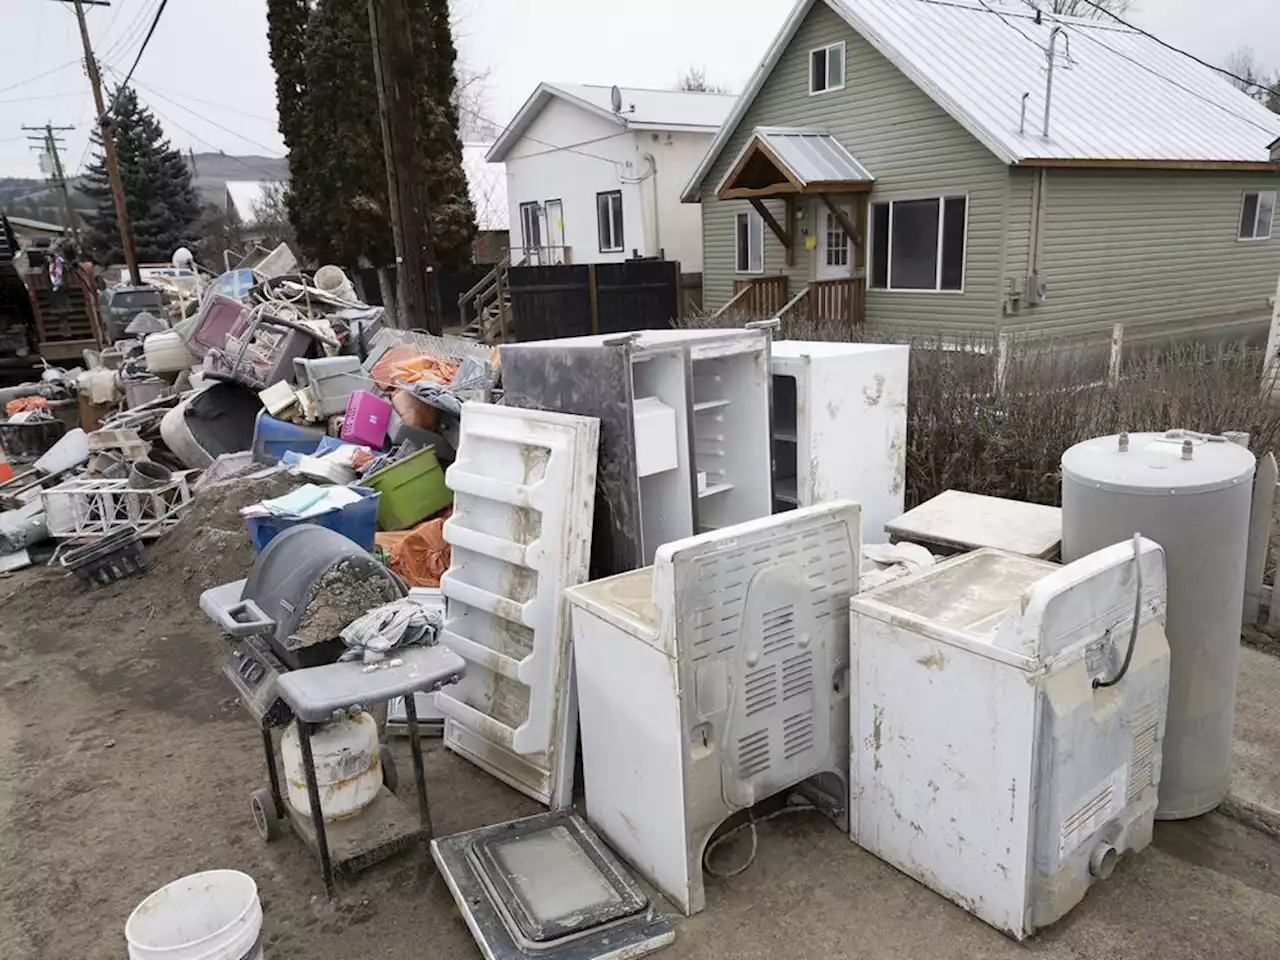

left=714, top=127, right=874, bottom=201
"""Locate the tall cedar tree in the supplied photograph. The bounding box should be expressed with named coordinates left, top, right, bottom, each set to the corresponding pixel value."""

left=80, top=86, right=201, bottom=265
left=266, top=0, right=476, bottom=270
left=265, top=0, right=325, bottom=258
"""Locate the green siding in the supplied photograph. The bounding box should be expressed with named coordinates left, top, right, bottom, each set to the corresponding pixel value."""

left=699, top=1, right=1007, bottom=331
left=1006, top=169, right=1280, bottom=339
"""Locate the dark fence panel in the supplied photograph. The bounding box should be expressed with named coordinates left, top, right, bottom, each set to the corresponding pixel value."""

left=593, top=260, right=679, bottom=335
left=509, top=264, right=592, bottom=341
left=509, top=260, right=679, bottom=342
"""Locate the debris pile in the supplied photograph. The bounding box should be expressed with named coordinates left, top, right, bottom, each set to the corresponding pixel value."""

left=0, top=246, right=492, bottom=597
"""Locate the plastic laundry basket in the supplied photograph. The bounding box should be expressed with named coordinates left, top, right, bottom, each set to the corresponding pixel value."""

left=364, top=446, right=452, bottom=531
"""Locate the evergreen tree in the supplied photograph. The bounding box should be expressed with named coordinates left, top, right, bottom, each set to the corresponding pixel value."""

left=266, top=0, right=325, bottom=258
left=80, top=86, right=201, bottom=266
left=416, top=0, right=476, bottom=269
left=265, top=0, right=476, bottom=270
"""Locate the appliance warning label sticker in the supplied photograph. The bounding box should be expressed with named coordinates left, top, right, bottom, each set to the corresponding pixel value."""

left=1059, top=764, right=1128, bottom=857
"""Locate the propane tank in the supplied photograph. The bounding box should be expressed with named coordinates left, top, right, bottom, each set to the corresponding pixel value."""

left=281, top=710, right=381, bottom=821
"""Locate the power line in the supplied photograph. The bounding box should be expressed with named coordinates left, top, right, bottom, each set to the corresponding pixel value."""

left=109, top=0, right=169, bottom=111
left=1069, top=0, right=1280, bottom=99
left=109, top=70, right=284, bottom=156
left=101, top=0, right=161, bottom=64
left=972, top=0, right=1044, bottom=51
left=109, top=77, right=284, bottom=173
left=1061, top=20, right=1280, bottom=137
left=0, top=58, right=81, bottom=97
left=0, top=91, right=84, bottom=105
left=119, top=76, right=277, bottom=124
left=456, top=102, right=638, bottom=170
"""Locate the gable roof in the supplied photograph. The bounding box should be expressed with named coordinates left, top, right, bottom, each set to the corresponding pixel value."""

left=684, top=0, right=1280, bottom=200
left=716, top=128, right=874, bottom=198
left=487, top=82, right=737, bottom=162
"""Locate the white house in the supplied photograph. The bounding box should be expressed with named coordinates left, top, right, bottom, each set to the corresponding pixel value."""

left=486, top=83, right=736, bottom=272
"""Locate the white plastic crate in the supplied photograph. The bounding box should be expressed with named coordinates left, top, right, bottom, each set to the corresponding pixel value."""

left=42, top=473, right=193, bottom=539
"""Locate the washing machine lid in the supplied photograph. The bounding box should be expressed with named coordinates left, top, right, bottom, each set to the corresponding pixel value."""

left=432, top=811, right=674, bottom=959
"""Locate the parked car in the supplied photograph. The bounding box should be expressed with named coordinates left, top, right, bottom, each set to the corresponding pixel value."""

left=100, top=285, right=165, bottom=342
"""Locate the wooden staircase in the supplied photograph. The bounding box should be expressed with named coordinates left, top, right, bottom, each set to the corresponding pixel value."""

left=26, top=265, right=104, bottom=361
left=459, top=253, right=514, bottom=343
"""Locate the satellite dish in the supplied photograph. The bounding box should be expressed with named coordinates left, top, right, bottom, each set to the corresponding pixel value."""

left=610, top=85, right=623, bottom=114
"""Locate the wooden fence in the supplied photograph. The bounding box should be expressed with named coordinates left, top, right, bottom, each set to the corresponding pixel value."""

left=508, top=259, right=680, bottom=342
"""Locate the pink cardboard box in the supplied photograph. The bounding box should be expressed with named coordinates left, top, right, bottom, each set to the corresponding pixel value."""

left=341, top=390, right=392, bottom=447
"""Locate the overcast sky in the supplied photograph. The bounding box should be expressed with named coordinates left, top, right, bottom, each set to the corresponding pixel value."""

left=1, top=0, right=1276, bottom=180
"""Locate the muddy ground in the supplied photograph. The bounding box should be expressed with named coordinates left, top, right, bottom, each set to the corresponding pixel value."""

left=3, top=486, right=1280, bottom=958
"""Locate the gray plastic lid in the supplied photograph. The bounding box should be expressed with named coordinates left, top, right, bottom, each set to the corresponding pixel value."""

left=1062, top=430, right=1256, bottom=495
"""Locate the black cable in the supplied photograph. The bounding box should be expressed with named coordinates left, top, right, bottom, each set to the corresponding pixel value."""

left=106, top=0, right=170, bottom=118
left=1069, top=0, right=1280, bottom=100
left=1094, top=533, right=1143, bottom=689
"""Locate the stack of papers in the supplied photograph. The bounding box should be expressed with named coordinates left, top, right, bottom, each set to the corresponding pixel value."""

left=240, top=483, right=365, bottom=519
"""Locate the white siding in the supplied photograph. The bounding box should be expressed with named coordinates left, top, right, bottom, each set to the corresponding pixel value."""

left=503, top=99, right=714, bottom=268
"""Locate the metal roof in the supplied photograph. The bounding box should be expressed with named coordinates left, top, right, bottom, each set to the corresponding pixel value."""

left=684, top=0, right=1280, bottom=200
left=462, top=144, right=509, bottom=232
left=716, top=127, right=874, bottom=195
left=488, top=83, right=736, bottom=162
left=5, top=215, right=67, bottom=234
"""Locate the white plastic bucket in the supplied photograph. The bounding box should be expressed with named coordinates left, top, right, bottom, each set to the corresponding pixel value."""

left=125, top=870, right=263, bottom=960
left=313, top=265, right=357, bottom=303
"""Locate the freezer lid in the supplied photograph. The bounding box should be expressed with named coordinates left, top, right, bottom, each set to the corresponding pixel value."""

left=432, top=810, right=675, bottom=960
left=850, top=549, right=1055, bottom=667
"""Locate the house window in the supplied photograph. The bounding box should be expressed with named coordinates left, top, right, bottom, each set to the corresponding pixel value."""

left=825, top=211, right=849, bottom=267
left=869, top=196, right=967, bottom=292
left=809, top=42, right=846, bottom=95
left=597, top=190, right=624, bottom=252
left=1239, top=191, right=1275, bottom=241
left=519, top=201, right=542, bottom=253
left=735, top=210, right=764, bottom=273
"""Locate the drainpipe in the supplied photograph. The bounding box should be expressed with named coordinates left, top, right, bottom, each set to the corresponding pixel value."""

left=644, top=152, right=660, bottom=258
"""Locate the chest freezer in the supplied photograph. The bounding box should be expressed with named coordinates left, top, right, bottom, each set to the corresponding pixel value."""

left=567, top=501, right=861, bottom=916
left=501, top=328, right=773, bottom=578
left=849, top=539, right=1170, bottom=939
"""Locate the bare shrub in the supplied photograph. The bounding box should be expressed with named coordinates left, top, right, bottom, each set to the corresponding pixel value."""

left=677, top=308, right=1280, bottom=507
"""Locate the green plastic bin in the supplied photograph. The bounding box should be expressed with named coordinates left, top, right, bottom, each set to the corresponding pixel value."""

left=365, top=446, right=452, bottom=531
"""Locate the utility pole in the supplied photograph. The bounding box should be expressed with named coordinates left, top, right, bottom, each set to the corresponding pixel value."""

left=22, top=123, right=80, bottom=246
left=368, top=0, right=441, bottom=333
left=64, top=0, right=142, bottom=285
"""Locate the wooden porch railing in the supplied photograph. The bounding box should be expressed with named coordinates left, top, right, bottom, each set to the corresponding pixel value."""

left=731, top=276, right=789, bottom=317
left=809, top=277, right=865, bottom=326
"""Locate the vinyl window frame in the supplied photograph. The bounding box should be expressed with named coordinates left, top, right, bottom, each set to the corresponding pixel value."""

left=1238, top=190, right=1275, bottom=242
left=518, top=201, right=542, bottom=253
left=735, top=209, right=765, bottom=274
left=867, top=194, right=969, bottom=294
left=597, top=190, right=625, bottom=253
left=808, top=41, right=846, bottom=96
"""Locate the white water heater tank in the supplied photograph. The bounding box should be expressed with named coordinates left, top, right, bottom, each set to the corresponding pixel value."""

left=1061, top=430, right=1255, bottom=819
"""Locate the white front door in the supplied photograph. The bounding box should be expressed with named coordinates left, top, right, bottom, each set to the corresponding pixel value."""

left=544, top=199, right=566, bottom=264
left=815, top=201, right=853, bottom=281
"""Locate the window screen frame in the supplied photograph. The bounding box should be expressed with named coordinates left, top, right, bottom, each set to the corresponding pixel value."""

left=867, top=194, right=969, bottom=294
left=597, top=190, right=625, bottom=253
left=1238, top=190, right=1275, bottom=242
left=735, top=210, right=765, bottom=274
left=808, top=41, right=847, bottom=96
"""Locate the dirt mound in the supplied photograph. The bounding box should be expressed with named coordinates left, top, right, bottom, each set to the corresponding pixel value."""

left=157, top=468, right=303, bottom=596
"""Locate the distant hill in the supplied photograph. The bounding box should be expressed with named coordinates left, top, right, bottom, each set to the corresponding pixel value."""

left=0, top=152, right=290, bottom=223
